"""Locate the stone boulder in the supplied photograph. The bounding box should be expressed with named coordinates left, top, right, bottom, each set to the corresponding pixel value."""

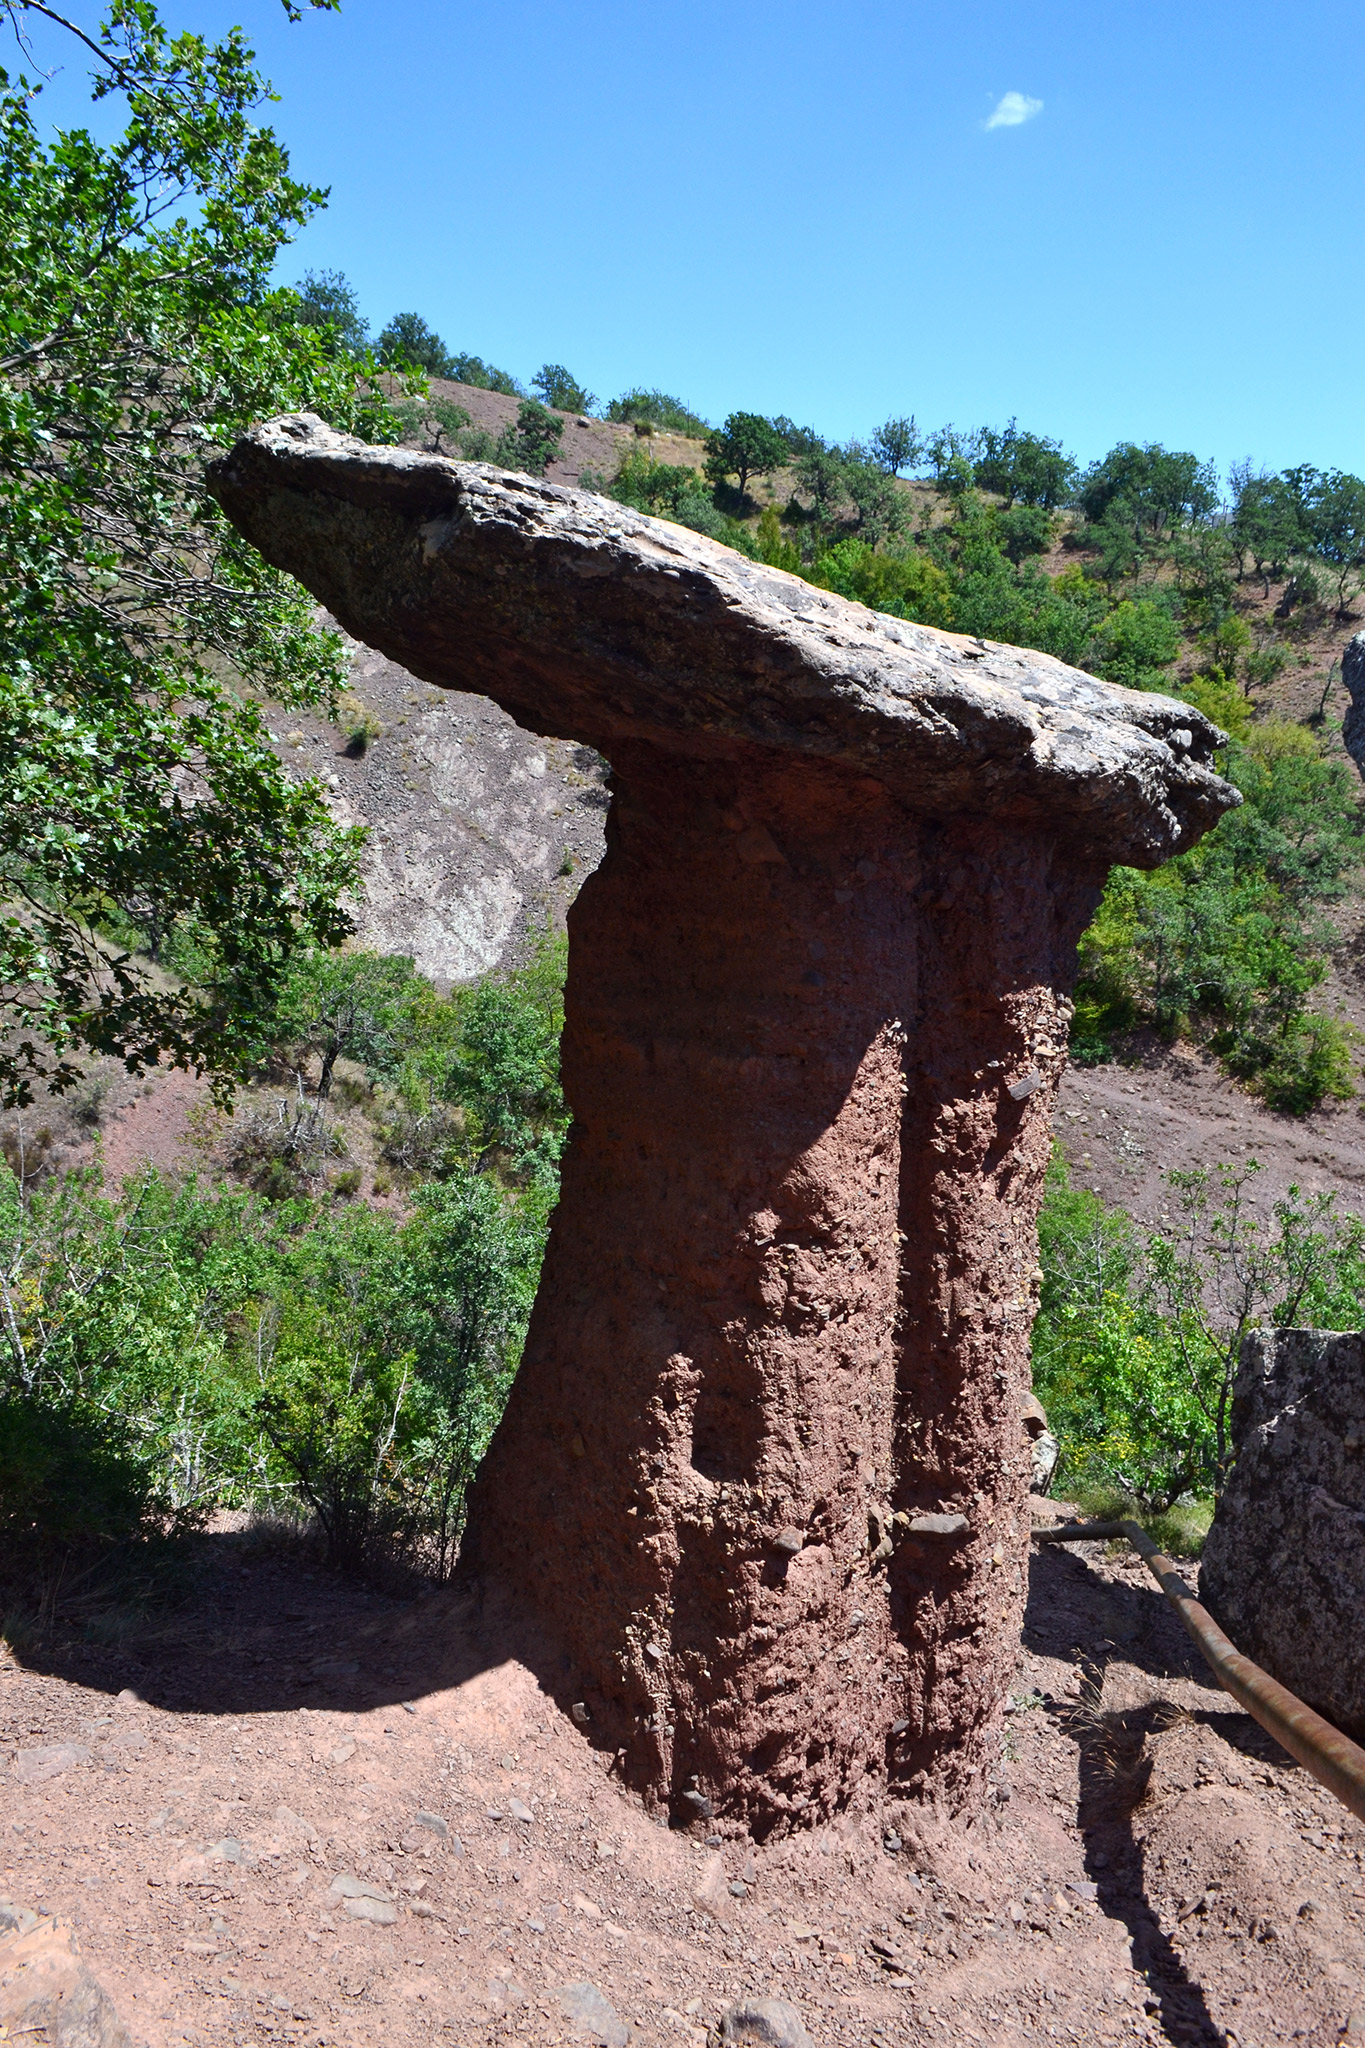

left=0, top=1906, right=131, bottom=2048
left=1202, top=1329, right=1365, bottom=1739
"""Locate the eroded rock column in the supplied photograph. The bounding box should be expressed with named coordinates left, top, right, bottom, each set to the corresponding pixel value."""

left=463, top=751, right=1100, bottom=1831
left=206, top=416, right=1239, bottom=1836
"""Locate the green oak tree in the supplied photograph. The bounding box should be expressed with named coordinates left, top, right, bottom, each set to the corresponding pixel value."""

left=870, top=416, right=922, bottom=476
left=704, top=411, right=788, bottom=498
left=294, top=267, right=368, bottom=356
left=376, top=310, right=455, bottom=377
left=0, top=0, right=395, bottom=1105
left=531, top=363, right=594, bottom=413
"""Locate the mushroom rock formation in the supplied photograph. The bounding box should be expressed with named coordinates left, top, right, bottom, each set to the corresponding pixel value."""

left=209, top=416, right=1239, bottom=1833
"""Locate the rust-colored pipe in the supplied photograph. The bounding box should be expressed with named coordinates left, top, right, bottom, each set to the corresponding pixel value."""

left=1033, top=1518, right=1365, bottom=1827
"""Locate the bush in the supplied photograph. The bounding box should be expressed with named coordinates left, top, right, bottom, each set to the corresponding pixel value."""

left=991, top=504, right=1054, bottom=565
left=604, top=449, right=757, bottom=553
left=808, top=538, right=955, bottom=628
left=608, top=447, right=709, bottom=518
left=389, top=395, right=471, bottom=455
left=1073, top=719, right=1365, bottom=1103
left=337, top=690, right=382, bottom=754
left=1090, top=597, right=1182, bottom=692
left=1033, top=1153, right=1365, bottom=1506
left=497, top=399, right=563, bottom=477
left=606, top=388, right=709, bottom=437
left=441, top=931, right=569, bottom=1183
left=0, top=1397, right=184, bottom=1558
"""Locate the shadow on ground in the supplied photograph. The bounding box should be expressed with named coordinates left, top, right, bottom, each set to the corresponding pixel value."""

left=0, top=1524, right=529, bottom=1727
left=1026, top=1540, right=1311, bottom=2048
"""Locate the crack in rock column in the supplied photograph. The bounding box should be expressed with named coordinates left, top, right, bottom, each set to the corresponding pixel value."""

left=206, top=416, right=1240, bottom=1834
left=466, top=743, right=920, bottom=1830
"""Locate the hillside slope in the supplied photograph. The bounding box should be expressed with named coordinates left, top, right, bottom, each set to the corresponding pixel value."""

left=287, top=634, right=609, bottom=986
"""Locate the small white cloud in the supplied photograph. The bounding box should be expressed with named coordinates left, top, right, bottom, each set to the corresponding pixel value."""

left=985, top=90, right=1043, bottom=130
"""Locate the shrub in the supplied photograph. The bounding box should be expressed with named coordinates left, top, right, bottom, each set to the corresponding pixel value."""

left=389, top=395, right=471, bottom=455
left=497, top=399, right=564, bottom=477
left=1177, top=667, right=1253, bottom=742
left=0, top=1397, right=184, bottom=1558
left=442, top=931, right=569, bottom=1183
left=808, top=538, right=955, bottom=629
left=606, top=448, right=707, bottom=517
left=606, top=389, right=709, bottom=437
left=254, top=1317, right=420, bottom=1573
left=1033, top=1154, right=1365, bottom=1506
left=227, top=1092, right=344, bottom=1197
left=991, top=504, right=1054, bottom=565
left=337, top=690, right=382, bottom=754
left=1089, top=597, right=1181, bottom=692
left=1073, top=719, right=1365, bottom=1103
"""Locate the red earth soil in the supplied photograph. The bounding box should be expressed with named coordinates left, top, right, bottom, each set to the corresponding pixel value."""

left=3, top=1510, right=1362, bottom=2048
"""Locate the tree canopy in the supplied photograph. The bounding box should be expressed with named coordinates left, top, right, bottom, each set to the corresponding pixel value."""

left=0, top=0, right=394, bottom=1103
left=377, top=309, right=455, bottom=377
left=294, top=267, right=368, bottom=356
left=704, top=411, right=788, bottom=497
left=531, top=363, right=594, bottom=413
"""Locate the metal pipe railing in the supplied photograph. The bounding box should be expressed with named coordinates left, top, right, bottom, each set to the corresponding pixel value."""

left=1032, top=1517, right=1365, bottom=1827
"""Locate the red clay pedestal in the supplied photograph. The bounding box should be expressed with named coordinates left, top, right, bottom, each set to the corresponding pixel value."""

left=463, top=744, right=1099, bottom=1832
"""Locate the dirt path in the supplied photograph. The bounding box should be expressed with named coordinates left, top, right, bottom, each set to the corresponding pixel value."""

left=3, top=1522, right=1362, bottom=2048
left=1054, top=1044, right=1365, bottom=1224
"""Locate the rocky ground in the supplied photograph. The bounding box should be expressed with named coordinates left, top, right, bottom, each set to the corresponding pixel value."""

left=3, top=1514, right=1363, bottom=2048
left=1052, top=1042, right=1365, bottom=1225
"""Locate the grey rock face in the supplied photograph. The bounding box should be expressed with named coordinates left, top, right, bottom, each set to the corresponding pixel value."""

left=1202, top=1329, right=1365, bottom=1738
left=1343, top=631, right=1365, bottom=780
left=332, top=640, right=608, bottom=984
left=208, top=415, right=1237, bottom=869
left=1023, top=1390, right=1059, bottom=1494
left=715, top=1999, right=815, bottom=2048
left=555, top=1980, right=629, bottom=2047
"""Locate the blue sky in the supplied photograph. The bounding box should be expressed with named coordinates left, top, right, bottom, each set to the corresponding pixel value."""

left=20, top=0, right=1365, bottom=476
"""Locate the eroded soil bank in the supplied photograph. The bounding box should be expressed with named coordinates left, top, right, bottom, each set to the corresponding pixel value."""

left=3, top=1514, right=1362, bottom=2048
